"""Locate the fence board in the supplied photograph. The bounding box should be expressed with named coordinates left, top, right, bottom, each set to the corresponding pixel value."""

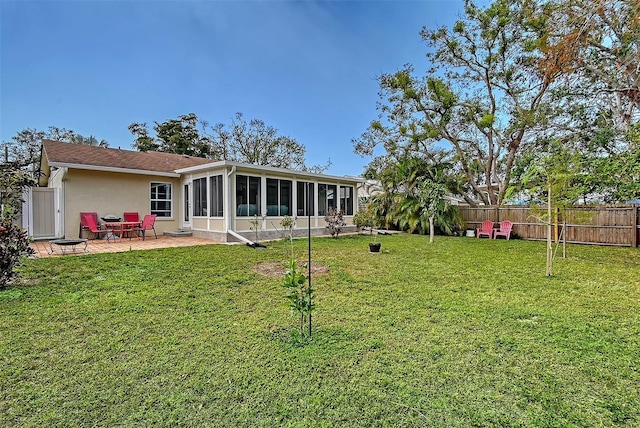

left=458, top=205, right=640, bottom=247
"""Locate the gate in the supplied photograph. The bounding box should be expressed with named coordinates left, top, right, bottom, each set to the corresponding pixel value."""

left=23, top=188, right=59, bottom=240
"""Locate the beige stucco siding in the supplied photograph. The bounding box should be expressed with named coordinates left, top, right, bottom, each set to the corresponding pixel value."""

left=63, top=169, right=181, bottom=238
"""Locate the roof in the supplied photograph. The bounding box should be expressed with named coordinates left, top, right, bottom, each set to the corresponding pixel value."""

left=41, top=139, right=364, bottom=183
left=175, top=160, right=364, bottom=183
left=42, top=139, right=212, bottom=176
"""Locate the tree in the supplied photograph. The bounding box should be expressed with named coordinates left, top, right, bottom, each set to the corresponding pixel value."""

left=418, top=178, right=448, bottom=243
left=3, top=127, right=109, bottom=177
left=366, top=154, right=462, bottom=236
left=130, top=112, right=327, bottom=171
left=209, top=113, right=311, bottom=170
left=354, top=0, right=560, bottom=206
left=129, top=113, right=211, bottom=157
left=521, top=140, right=585, bottom=275
left=526, top=0, right=640, bottom=132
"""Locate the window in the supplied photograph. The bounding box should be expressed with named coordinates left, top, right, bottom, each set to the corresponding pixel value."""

left=266, top=179, right=292, bottom=216
left=193, top=178, right=207, bottom=216
left=296, top=181, right=314, bottom=216
left=318, top=184, right=337, bottom=216
left=236, top=175, right=261, bottom=216
left=150, top=182, right=172, bottom=218
left=210, top=175, right=224, bottom=217
left=340, top=186, right=354, bottom=215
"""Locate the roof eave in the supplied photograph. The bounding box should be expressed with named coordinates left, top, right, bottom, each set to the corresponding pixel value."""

left=48, top=162, right=181, bottom=177
left=175, top=160, right=365, bottom=183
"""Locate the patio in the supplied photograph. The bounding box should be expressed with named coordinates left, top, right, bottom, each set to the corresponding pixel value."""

left=30, top=235, right=225, bottom=258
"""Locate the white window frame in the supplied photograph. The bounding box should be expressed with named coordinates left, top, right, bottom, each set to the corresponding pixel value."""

left=150, top=182, right=173, bottom=219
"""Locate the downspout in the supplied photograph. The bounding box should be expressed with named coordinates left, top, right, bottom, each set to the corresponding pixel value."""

left=59, top=167, right=67, bottom=238
left=225, top=165, right=254, bottom=245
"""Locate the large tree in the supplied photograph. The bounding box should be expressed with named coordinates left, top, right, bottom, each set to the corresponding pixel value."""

left=130, top=112, right=324, bottom=171
left=526, top=0, right=639, bottom=132
left=508, top=0, right=640, bottom=203
left=3, top=127, right=108, bottom=177
left=354, top=0, right=562, bottom=206
left=129, top=113, right=211, bottom=158
left=208, top=113, right=309, bottom=170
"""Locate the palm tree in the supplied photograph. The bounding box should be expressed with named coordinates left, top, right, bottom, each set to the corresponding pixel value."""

left=366, top=154, right=462, bottom=237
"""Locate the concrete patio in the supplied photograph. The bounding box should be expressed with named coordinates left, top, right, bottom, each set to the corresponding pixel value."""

left=30, top=235, right=226, bottom=258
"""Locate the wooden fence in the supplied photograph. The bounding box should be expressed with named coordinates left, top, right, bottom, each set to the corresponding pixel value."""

left=458, top=205, right=640, bottom=247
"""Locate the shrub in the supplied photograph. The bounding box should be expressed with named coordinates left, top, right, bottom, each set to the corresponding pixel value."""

left=1, top=222, right=34, bottom=289
left=353, top=208, right=378, bottom=243
left=324, top=208, right=346, bottom=238
left=0, top=164, right=36, bottom=289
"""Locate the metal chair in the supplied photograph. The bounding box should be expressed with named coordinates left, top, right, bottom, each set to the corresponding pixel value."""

left=136, top=214, right=158, bottom=240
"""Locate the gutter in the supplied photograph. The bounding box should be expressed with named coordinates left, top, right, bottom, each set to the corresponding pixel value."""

left=224, top=165, right=264, bottom=248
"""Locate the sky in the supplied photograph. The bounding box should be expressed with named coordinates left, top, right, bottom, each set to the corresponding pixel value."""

left=1, top=0, right=469, bottom=177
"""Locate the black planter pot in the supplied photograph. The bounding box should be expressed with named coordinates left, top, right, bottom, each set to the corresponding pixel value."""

left=369, top=243, right=382, bottom=253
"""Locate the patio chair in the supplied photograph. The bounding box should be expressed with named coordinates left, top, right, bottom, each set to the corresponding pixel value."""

left=122, top=212, right=140, bottom=239
left=123, top=212, right=139, bottom=222
left=476, top=220, right=494, bottom=239
left=81, top=213, right=110, bottom=240
left=79, top=212, right=100, bottom=238
left=136, top=214, right=158, bottom=240
left=493, top=221, right=513, bottom=240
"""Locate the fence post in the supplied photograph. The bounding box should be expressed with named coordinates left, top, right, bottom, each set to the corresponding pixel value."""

left=633, top=205, right=638, bottom=248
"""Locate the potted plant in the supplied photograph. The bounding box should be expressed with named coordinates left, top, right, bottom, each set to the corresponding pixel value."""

left=353, top=208, right=381, bottom=253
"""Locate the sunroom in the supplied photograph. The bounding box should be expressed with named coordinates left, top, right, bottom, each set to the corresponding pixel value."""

left=175, top=161, right=363, bottom=242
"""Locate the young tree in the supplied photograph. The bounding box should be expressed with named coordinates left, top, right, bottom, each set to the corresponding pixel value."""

left=521, top=140, right=585, bottom=275
left=354, top=0, right=558, bottom=206
left=418, top=178, right=448, bottom=243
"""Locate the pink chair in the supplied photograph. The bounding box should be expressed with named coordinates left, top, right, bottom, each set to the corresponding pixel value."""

left=136, top=214, right=157, bottom=240
left=476, top=220, right=494, bottom=239
left=79, top=212, right=100, bottom=238
left=122, top=212, right=140, bottom=239
left=81, top=213, right=110, bottom=240
left=493, top=221, right=513, bottom=240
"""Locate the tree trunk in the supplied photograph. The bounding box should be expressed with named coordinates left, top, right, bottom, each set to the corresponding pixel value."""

left=546, top=183, right=553, bottom=276
left=429, top=216, right=435, bottom=243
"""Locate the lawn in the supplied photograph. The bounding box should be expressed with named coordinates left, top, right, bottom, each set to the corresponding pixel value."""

left=1, top=235, right=639, bottom=427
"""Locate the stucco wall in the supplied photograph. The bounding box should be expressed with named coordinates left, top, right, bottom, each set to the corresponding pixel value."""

left=63, top=169, right=182, bottom=238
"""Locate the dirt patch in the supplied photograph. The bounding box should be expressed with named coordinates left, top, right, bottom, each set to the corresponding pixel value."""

left=253, top=261, right=330, bottom=277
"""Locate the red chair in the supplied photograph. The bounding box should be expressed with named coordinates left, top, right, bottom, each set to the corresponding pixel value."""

left=476, top=220, right=494, bottom=239
left=136, top=214, right=158, bottom=240
left=123, top=212, right=139, bottom=222
left=493, top=221, right=513, bottom=240
left=81, top=213, right=110, bottom=240
left=122, top=212, right=140, bottom=239
left=79, top=212, right=100, bottom=238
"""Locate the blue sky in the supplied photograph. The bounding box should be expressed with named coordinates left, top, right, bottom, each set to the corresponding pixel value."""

left=1, top=0, right=468, bottom=176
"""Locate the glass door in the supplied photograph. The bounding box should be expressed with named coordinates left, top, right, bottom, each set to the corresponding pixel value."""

left=183, top=183, right=191, bottom=228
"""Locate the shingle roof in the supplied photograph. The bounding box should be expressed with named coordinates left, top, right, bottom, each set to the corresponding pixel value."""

left=42, top=140, right=213, bottom=173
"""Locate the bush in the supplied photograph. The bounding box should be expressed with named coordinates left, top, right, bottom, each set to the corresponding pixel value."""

left=0, top=222, right=34, bottom=289
left=0, top=164, right=36, bottom=289
left=324, top=209, right=346, bottom=238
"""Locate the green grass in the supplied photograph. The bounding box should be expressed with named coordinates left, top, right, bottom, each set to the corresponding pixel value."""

left=1, top=235, right=639, bottom=427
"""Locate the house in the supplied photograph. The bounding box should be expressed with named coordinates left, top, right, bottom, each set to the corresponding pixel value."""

left=31, top=140, right=361, bottom=242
